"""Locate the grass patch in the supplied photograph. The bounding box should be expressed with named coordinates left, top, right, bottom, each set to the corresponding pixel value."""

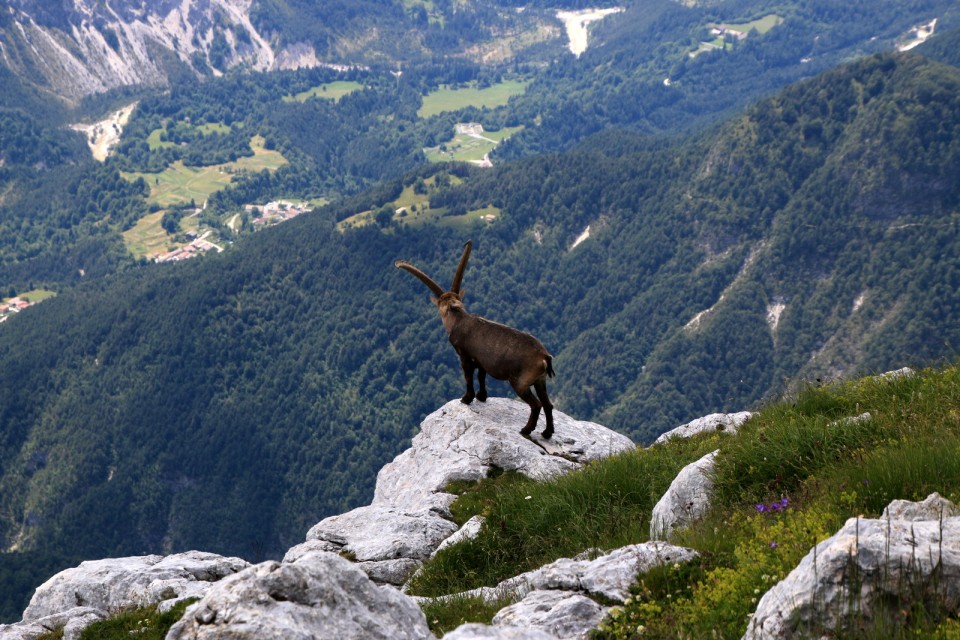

left=591, top=365, right=960, bottom=639
left=420, top=593, right=515, bottom=636
left=78, top=599, right=197, bottom=640
left=722, top=14, right=784, bottom=35
left=122, top=210, right=200, bottom=259
left=406, top=432, right=725, bottom=597
left=283, top=81, right=364, bottom=103
left=418, top=80, right=530, bottom=118
left=8, top=289, right=57, bottom=303
left=425, top=125, right=522, bottom=164
left=416, top=365, right=960, bottom=639
left=123, top=136, right=287, bottom=208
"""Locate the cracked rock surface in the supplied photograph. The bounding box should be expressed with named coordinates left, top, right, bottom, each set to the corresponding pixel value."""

left=744, top=494, right=960, bottom=639
left=374, top=397, right=636, bottom=512
left=167, top=550, right=432, bottom=640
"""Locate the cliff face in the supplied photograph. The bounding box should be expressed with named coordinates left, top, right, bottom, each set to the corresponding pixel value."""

left=0, top=0, right=274, bottom=103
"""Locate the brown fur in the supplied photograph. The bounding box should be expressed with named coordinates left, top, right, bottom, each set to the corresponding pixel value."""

left=396, top=242, right=555, bottom=438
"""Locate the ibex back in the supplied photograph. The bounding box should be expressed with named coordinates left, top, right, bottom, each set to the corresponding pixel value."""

left=395, top=241, right=555, bottom=438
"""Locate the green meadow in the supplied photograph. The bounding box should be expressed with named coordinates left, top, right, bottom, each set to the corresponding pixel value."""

left=283, top=81, right=365, bottom=103
left=124, top=136, right=287, bottom=208
left=418, top=80, right=530, bottom=118
left=425, top=125, right=522, bottom=164
left=337, top=174, right=500, bottom=232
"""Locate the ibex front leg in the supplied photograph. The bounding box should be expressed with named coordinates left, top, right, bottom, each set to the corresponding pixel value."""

left=459, top=355, right=477, bottom=404
left=476, top=367, right=488, bottom=402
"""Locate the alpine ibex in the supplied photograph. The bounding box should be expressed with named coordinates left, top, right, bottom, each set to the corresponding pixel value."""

left=395, top=241, right=556, bottom=438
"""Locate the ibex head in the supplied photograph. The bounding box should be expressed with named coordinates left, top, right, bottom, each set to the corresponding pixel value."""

left=395, top=240, right=472, bottom=320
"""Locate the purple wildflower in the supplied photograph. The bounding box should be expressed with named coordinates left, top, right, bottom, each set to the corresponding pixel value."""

left=755, top=503, right=767, bottom=513
left=769, top=541, right=778, bottom=549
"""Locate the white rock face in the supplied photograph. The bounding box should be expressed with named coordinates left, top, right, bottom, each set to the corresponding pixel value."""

left=23, top=551, right=249, bottom=619
left=650, top=450, right=719, bottom=540
left=492, top=589, right=608, bottom=639
left=744, top=494, right=960, bottom=639
left=439, top=542, right=698, bottom=605
left=291, top=398, right=635, bottom=585
left=167, top=551, right=432, bottom=640
left=5, top=0, right=275, bottom=102
left=0, top=551, right=248, bottom=640
left=882, top=491, right=960, bottom=521
left=433, top=515, right=486, bottom=557
left=654, top=412, right=753, bottom=445
left=444, top=623, right=556, bottom=639
left=375, top=397, right=636, bottom=512
left=0, top=607, right=104, bottom=640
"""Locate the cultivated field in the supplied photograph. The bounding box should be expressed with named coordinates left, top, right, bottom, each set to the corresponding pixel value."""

left=123, top=211, right=200, bottom=260
left=283, top=81, right=364, bottom=103
left=418, top=79, right=530, bottom=118
left=425, top=125, right=522, bottom=163
left=337, top=174, right=500, bottom=232
left=124, top=136, right=287, bottom=208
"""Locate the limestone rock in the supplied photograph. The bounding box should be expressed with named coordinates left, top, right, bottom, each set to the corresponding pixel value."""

left=433, top=515, right=486, bottom=557
left=650, top=450, right=718, bottom=540
left=492, top=589, right=608, bottom=639
left=881, top=492, right=959, bottom=521
left=444, top=542, right=698, bottom=605
left=443, top=623, right=556, bottom=639
left=302, top=505, right=458, bottom=562
left=0, top=607, right=105, bottom=640
left=744, top=495, right=960, bottom=639
left=374, top=398, right=636, bottom=513
left=167, top=550, right=432, bottom=640
left=654, top=412, right=752, bottom=445
left=23, top=551, right=248, bottom=620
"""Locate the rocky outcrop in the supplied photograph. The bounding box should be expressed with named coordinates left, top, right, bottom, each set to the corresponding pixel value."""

left=650, top=449, right=719, bottom=540
left=653, top=411, right=753, bottom=445
left=1, top=0, right=275, bottom=103
left=0, top=551, right=248, bottom=640
left=286, top=398, right=636, bottom=586
left=4, top=399, right=640, bottom=639
left=491, top=590, right=608, bottom=640
left=376, top=398, right=636, bottom=513
left=434, top=542, right=698, bottom=638
left=744, top=493, right=960, bottom=639
left=167, top=550, right=432, bottom=640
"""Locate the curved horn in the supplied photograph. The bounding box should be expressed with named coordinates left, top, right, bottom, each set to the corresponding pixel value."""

left=395, top=260, right=445, bottom=297
left=450, top=240, right=472, bottom=295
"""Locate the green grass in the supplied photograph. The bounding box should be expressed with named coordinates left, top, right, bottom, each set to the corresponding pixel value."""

left=418, top=80, right=530, bottom=118
left=407, top=433, right=725, bottom=597
left=420, top=593, right=515, bottom=636
left=121, top=210, right=200, bottom=259
left=722, top=14, right=784, bottom=35
left=36, top=599, right=197, bottom=640
left=337, top=174, right=500, bottom=232
left=415, top=364, right=960, bottom=639
left=283, top=81, right=365, bottom=103
left=123, top=136, right=287, bottom=208
left=6, top=289, right=57, bottom=303
left=425, top=125, right=523, bottom=164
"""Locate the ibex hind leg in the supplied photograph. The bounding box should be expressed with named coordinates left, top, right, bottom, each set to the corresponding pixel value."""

left=534, top=380, right=554, bottom=439
left=514, top=384, right=542, bottom=436
left=476, top=367, right=488, bottom=402
left=459, top=357, right=477, bottom=404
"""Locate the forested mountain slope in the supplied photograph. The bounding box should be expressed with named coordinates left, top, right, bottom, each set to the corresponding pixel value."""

left=1, top=50, right=959, bottom=614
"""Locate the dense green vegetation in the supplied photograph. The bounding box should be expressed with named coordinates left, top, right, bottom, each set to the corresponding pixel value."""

left=3, top=1, right=960, bottom=627
left=413, top=364, right=960, bottom=638
left=1, top=51, right=960, bottom=626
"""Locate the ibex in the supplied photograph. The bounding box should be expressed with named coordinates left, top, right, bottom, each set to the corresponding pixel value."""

left=395, top=241, right=556, bottom=438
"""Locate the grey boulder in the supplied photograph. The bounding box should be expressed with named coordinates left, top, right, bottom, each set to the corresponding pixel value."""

left=167, top=550, right=432, bottom=640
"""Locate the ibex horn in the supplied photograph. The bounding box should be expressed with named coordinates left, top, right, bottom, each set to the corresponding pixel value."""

left=450, top=240, right=472, bottom=295
left=395, top=260, right=445, bottom=298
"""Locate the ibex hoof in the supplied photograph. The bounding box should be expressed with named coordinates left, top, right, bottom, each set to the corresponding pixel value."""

left=460, top=394, right=475, bottom=405
left=541, top=428, right=553, bottom=439
left=476, top=391, right=488, bottom=402
left=519, top=427, right=534, bottom=436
